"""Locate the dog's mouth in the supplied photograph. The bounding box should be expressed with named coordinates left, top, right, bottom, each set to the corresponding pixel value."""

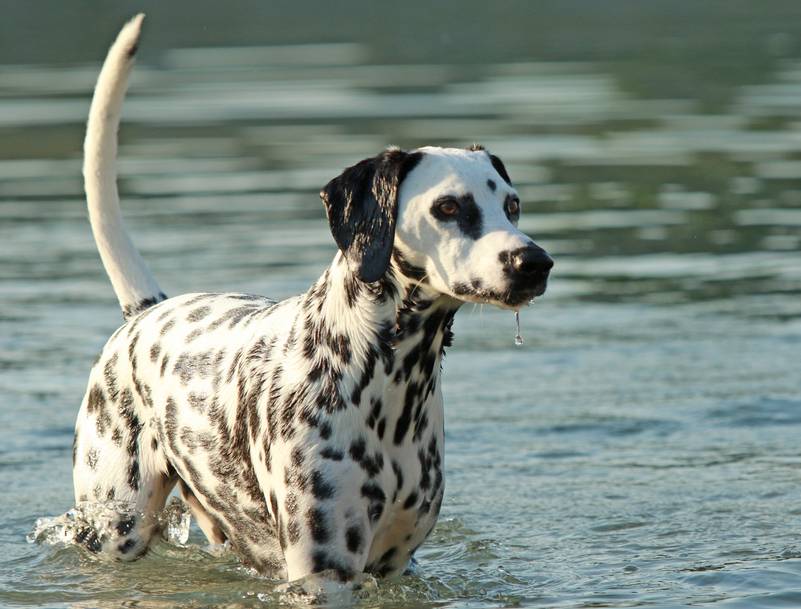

left=451, top=278, right=548, bottom=310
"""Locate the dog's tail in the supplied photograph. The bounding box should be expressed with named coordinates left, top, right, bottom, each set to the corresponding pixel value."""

left=84, top=14, right=165, bottom=320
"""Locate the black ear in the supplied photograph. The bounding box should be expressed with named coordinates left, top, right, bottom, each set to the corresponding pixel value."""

left=320, top=148, right=423, bottom=283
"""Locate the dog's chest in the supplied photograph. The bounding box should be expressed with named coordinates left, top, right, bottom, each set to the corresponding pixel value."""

left=360, top=350, right=446, bottom=573
left=367, top=428, right=444, bottom=572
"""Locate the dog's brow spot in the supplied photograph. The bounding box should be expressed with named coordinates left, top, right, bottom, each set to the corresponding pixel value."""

left=486, top=179, right=497, bottom=192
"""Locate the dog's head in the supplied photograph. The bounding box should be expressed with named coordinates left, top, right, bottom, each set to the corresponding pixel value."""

left=321, top=146, right=552, bottom=309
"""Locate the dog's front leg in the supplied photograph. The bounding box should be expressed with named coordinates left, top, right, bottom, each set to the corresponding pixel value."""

left=270, top=456, right=383, bottom=582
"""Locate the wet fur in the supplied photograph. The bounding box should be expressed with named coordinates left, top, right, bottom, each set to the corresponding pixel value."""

left=70, top=15, right=551, bottom=582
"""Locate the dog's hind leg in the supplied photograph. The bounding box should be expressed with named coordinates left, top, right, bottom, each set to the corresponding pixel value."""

left=72, top=368, right=177, bottom=559
left=178, top=481, right=227, bottom=545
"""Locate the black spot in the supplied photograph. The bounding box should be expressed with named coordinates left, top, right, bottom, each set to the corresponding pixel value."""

left=419, top=448, right=431, bottom=491
left=344, top=273, right=362, bottom=308
left=103, top=355, right=119, bottom=402
left=361, top=452, right=384, bottom=478
left=127, top=460, right=140, bottom=491
left=311, top=470, right=335, bottom=500
left=392, top=248, right=427, bottom=282
left=278, top=520, right=288, bottom=550
left=349, top=437, right=366, bottom=462
left=319, top=421, right=332, bottom=440
left=117, top=538, right=137, bottom=554
left=285, top=492, right=299, bottom=515
left=392, top=460, right=404, bottom=493
left=403, top=491, right=418, bottom=510
left=321, top=447, right=344, bottom=461
left=311, top=550, right=354, bottom=582
left=291, top=446, right=305, bottom=467
left=185, top=329, right=202, bottom=343
left=307, top=507, right=330, bottom=543
left=333, top=333, right=352, bottom=364
left=160, top=318, right=176, bottom=336
left=379, top=546, right=397, bottom=564
left=172, top=351, right=214, bottom=385
left=366, top=398, right=382, bottom=429
left=187, top=306, right=211, bottom=322
left=487, top=178, right=497, bottom=192
left=149, top=343, right=161, bottom=363
left=85, top=448, right=99, bottom=470
left=489, top=153, right=512, bottom=185
left=345, top=525, right=363, bottom=553
left=122, top=292, right=166, bottom=320
left=208, top=305, right=259, bottom=330
left=187, top=392, right=207, bottom=413
left=361, top=482, right=386, bottom=523
left=352, top=348, right=378, bottom=406
left=402, top=343, right=422, bottom=381
left=284, top=465, right=309, bottom=491
left=393, top=382, right=417, bottom=445
left=362, top=482, right=387, bottom=501
left=269, top=491, right=279, bottom=522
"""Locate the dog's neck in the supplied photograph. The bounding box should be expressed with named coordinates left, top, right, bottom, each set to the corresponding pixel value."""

left=297, top=252, right=459, bottom=423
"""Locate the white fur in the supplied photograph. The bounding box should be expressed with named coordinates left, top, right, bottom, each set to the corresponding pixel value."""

left=84, top=14, right=163, bottom=313
left=396, top=147, right=534, bottom=306
left=69, top=16, right=551, bottom=584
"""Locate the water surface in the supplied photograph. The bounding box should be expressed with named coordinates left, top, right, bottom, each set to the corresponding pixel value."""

left=2, top=3, right=801, bottom=607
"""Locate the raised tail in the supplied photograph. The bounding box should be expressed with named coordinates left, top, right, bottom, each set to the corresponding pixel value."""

left=83, top=14, right=165, bottom=320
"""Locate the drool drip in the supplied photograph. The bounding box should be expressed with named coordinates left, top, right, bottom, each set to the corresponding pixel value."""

left=514, top=310, right=523, bottom=346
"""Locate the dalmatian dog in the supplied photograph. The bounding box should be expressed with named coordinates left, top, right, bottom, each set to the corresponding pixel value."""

left=71, top=15, right=553, bottom=582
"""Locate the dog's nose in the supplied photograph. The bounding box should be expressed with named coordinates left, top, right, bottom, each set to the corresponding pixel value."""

left=505, top=246, right=553, bottom=278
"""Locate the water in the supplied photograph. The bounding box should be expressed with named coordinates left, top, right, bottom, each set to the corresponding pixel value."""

left=2, top=2, right=801, bottom=607
left=514, top=311, right=524, bottom=346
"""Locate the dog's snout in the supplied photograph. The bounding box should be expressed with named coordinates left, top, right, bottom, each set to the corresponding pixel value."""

left=502, top=246, right=553, bottom=279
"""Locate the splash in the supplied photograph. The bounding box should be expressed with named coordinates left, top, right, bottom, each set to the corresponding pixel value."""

left=27, top=497, right=191, bottom=548
left=161, top=497, right=192, bottom=545
left=514, top=310, right=523, bottom=346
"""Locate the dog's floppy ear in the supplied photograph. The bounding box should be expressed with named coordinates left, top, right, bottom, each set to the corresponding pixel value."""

left=320, top=147, right=423, bottom=283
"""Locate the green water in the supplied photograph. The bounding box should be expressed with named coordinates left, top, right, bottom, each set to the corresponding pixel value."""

left=2, top=2, right=801, bottom=607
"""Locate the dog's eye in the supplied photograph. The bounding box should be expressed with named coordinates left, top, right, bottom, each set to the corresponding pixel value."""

left=435, top=198, right=460, bottom=217
left=505, top=196, right=520, bottom=219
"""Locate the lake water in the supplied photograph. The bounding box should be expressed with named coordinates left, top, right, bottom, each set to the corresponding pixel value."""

left=2, top=3, right=801, bottom=607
